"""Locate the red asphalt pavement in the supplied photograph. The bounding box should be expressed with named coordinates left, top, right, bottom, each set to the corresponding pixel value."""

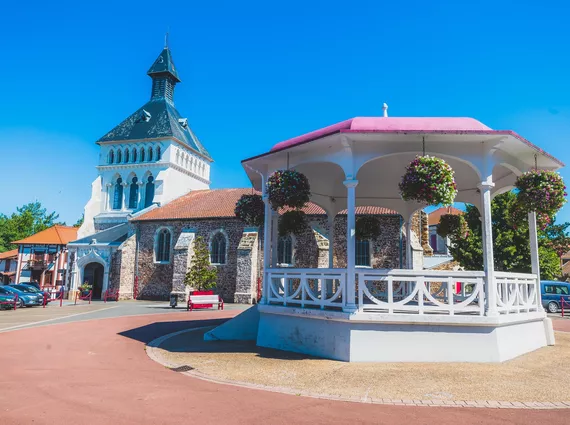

left=0, top=311, right=569, bottom=425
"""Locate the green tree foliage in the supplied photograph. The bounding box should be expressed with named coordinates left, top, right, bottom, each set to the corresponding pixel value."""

left=444, top=192, right=565, bottom=280
left=0, top=202, right=61, bottom=252
left=74, top=213, right=84, bottom=228
left=184, top=236, right=218, bottom=291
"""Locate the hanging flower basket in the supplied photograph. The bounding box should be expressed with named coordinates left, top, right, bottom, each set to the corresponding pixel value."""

left=234, top=194, right=264, bottom=227
left=507, top=201, right=552, bottom=231
left=278, top=210, right=308, bottom=237
left=514, top=170, right=566, bottom=217
left=267, top=170, right=311, bottom=210
left=399, top=156, right=458, bottom=206
left=355, top=216, right=381, bottom=240
left=437, top=214, right=468, bottom=238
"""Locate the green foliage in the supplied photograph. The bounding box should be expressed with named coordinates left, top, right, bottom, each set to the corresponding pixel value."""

left=437, top=214, right=468, bottom=238
left=0, top=202, right=61, bottom=252
left=74, top=214, right=84, bottom=228
left=355, top=216, right=381, bottom=239
left=399, top=155, right=458, bottom=206
left=184, top=236, right=218, bottom=291
left=267, top=170, right=311, bottom=210
left=446, top=192, right=563, bottom=280
left=234, top=194, right=264, bottom=226
left=278, top=211, right=308, bottom=237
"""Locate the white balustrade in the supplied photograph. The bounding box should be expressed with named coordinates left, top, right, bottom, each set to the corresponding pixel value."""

left=495, top=271, right=539, bottom=314
left=357, top=269, right=485, bottom=315
left=266, top=268, right=540, bottom=317
left=267, top=268, right=346, bottom=309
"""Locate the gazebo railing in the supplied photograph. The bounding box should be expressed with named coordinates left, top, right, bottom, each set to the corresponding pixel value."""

left=494, top=271, right=539, bottom=314
left=265, top=268, right=540, bottom=316
left=267, top=268, right=346, bottom=309
left=357, top=269, right=485, bottom=315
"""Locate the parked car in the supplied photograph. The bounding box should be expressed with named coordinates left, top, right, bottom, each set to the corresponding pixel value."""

left=0, top=292, right=17, bottom=310
left=0, top=286, right=42, bottom=308
left=541, top=281, right=570, bottom=313
left=9, top=284, right=50, bottom=301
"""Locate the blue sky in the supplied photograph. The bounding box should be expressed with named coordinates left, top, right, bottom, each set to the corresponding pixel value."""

left=1, top=0, right=569, bottom=225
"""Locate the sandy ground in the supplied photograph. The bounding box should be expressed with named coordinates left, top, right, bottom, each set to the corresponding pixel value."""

left=156, top=328, right=570, bottom=403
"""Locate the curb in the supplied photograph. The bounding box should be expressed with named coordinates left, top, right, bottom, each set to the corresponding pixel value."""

left=146, top=327, right=570, bottom=410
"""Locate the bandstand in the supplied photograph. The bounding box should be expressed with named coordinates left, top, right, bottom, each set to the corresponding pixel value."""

left=239, top=116, right=563, bottom=362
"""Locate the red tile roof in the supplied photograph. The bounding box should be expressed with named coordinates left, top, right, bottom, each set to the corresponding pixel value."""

left=133, top=189, right=397, bottom=222
left=0, top=249, right=18, bottom=260
left=12, top=225, right=78, bottom=245
left=428, top=206, right=463, bottom=226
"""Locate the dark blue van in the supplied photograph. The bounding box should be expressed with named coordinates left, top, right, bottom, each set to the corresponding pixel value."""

left=541, top=281, right=570, bottom=313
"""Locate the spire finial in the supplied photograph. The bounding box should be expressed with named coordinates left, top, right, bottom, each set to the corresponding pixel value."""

left=164, top=28, right=169, bottom=48
left=382, top=102, right=389, bottom=117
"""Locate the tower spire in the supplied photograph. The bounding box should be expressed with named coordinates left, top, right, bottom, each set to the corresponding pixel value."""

left=147, top=42, right=180, bottom=104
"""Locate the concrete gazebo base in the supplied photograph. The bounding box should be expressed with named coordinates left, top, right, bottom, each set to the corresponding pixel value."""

left=257, top=306, right=555, bottom=362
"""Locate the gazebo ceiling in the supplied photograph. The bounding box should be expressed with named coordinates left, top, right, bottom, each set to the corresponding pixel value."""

left=242, top=116, right=564, bottom=217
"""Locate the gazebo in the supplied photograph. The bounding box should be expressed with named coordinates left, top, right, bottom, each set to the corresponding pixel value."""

left=240, top=115, right=563, bottom=362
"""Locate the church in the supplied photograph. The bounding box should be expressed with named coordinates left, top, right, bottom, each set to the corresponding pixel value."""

left=68, top=46, right=424, bottom=303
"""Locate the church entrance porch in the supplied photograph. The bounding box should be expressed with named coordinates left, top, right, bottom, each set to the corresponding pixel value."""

left=83, top=262, right=104, bottom=299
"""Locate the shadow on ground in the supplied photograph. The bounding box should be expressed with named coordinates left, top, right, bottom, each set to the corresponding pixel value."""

left=118, top=319, right=228, bottom=344
left=157, top=326, right=321, bottom=361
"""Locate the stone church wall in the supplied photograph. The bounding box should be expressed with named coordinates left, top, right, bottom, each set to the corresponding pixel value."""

left=131, top=214, right=406, bottom=302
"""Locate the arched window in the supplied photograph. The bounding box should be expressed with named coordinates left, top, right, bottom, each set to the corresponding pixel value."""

left=140, top=147, right=145, bottom=162
left=128, top=177, right=139, bottom=209
left=155, top=228, right=171, bottom=263
left=210, top=232, right=226, bottom=265
left=117, top=150, right=122, bottom=163
left=144, top=176, right=155, bottom=208
left=355, top=239, right=370, bottom=267
left=124, top=149, right=130, bottom=163
left=132, top=149, right=137, bottom=163
left=148, top=147, right=154, bottom=162
left=277, top=236, right=293, bottom=265
left=113, top=178, right=123, bottom=210
left=156, top=146, right=161, bottom=160
left=108, top=150, right=114, bottom=164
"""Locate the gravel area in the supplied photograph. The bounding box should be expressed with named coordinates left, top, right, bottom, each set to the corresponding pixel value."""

left=155, top=329, right=570, bottom=403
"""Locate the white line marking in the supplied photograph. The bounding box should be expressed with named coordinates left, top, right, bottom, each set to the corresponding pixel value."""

left=0, top=306, right=119, bottom=332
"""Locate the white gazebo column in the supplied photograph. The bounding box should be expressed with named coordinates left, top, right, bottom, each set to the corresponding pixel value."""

left=528, top=211, right=544, bottom=312
left=261, top=185, right=272, bottom=305
left=478, top=180, right=498, bottom=316
left=271, top=211, right=279, bottom=267
left=327, top=214, right=335, bottom=297
left=343, top=179, right=358, bottom=312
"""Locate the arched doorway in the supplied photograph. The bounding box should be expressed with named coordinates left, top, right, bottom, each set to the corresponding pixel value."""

left=83, top=262, right=104, bottom=299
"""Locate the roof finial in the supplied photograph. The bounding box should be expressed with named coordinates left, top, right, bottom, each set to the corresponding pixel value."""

left=382, top=102, right=389, bottom=117
left=164, top=28, right=169, bottom=48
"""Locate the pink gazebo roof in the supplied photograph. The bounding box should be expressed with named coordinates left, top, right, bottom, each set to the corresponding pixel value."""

left=270, top=117, right=491, bottom=152
left=266, top=117, right=563, bottom=167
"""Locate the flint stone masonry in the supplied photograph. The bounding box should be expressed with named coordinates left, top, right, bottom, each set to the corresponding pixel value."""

left=127, top=214, right=410, bottom=302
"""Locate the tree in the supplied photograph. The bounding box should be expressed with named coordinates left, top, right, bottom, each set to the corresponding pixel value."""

left=442, top=192, right=564, bottom=280
left=74, top=213, right=84, bottom=228
left=0, top=202, right=61, bottom=252
left=184, top=236, right=218, bottom=291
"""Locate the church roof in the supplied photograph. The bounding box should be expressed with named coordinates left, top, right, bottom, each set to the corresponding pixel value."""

left=133, top=188, right=397, bottom=222
left=96, top=46, right=211, bottom=160
left=12, top=225, right=78, bottom=245
left=96, top=99, right=211, bottom=159
left=147, top=47, right=180, bottom=82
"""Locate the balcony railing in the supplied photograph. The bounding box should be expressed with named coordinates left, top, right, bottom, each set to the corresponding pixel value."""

left=265, top=268, right=540, bottom=316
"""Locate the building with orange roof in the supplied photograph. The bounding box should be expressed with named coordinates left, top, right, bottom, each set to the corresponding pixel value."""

left=427, top=206, right=463, bottom=255
left=0, top=249, right=18, bottom=284
left=13, top=225, right=77, bottom=289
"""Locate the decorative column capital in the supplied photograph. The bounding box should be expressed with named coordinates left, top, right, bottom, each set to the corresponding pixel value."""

left=477, top=181, right=495, bottom=191
left=121, top=182, right=129, bottom=187
left=343, top=179, right=359, bottom=188
left=105, top=183, right=113, bottom=188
